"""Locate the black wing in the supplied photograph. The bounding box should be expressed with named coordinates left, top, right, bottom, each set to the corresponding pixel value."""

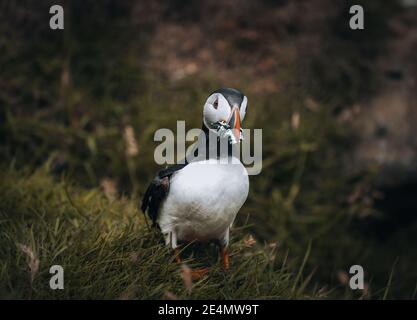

left=140, top=163, right=188, bottom=227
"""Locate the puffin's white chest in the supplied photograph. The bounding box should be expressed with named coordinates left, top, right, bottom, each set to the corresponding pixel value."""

left=158, top=158, right=249, bottom=242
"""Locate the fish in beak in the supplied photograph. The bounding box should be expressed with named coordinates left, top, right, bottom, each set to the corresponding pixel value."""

left=211, top=105, right=243, bottom=144
left=227, top=105, right=242, bottom=143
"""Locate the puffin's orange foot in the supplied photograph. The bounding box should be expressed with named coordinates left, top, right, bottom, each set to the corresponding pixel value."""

left=174, top=248, right=182, bottom=264
left=220, top=247, right=230, bottom=270
left=191, top=267, right=210, bottom=279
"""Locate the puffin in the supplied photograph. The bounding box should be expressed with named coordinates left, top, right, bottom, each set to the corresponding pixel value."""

left=141, top=88, right=249, bottom=277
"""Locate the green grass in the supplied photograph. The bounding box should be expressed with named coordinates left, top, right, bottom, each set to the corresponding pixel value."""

left=2, top=75, right=416, bottom=298
left=1, top=78, right=416, bottom=299
left=1, top=1, right=416, bottom=299
left=0, top=167, right=329, bottom=299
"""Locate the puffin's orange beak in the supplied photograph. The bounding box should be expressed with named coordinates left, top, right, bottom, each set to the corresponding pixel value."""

left=227, top=106, right=241, bottom=142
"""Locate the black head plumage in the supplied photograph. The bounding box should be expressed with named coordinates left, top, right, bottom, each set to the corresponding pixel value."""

left=211, top=87, right=244, bottom=108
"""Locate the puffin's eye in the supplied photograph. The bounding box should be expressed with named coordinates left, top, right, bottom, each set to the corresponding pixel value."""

left=213, top=99, right=218, bottom=109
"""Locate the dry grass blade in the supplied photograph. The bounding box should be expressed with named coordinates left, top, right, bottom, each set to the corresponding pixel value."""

left=180, top=264, right=193, bottom=293
left=244, top=235, right=257, bottom=247
left=100, top=178, right=118, bottom=201
left=383, top=257, right=399, bottom=300
left=164, top=291, right=179, bottom=300
left=337, top=270, right=349, bottom=286
left=17, top=243, right=39, bottom=284
left=291, top=241, right=312, bottom=295
left=291, top=112, right=300, bottom=130
left=124, top=125, right=139, bottom=157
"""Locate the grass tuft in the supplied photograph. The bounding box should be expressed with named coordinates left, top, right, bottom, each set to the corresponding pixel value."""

left=0, top=167, right=325, bottom=299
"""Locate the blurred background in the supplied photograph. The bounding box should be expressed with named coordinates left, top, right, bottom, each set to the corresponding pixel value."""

left=1, top=0, right=417, bottom=298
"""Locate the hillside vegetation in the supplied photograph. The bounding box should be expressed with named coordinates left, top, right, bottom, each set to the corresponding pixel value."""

left=1, top=0, right=416, bottom=299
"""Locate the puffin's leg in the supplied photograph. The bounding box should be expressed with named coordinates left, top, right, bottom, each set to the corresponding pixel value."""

left=219, top=228, right=230, bottom=270
left=220, top=247, right=230, bottom=270
left=169, top=231, right=182, bottom=263
left=190, top=267, right=210, bottom=279
left=170, top=231, right=209, bottom=278
left=174, top=249, right=182, bottom=263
